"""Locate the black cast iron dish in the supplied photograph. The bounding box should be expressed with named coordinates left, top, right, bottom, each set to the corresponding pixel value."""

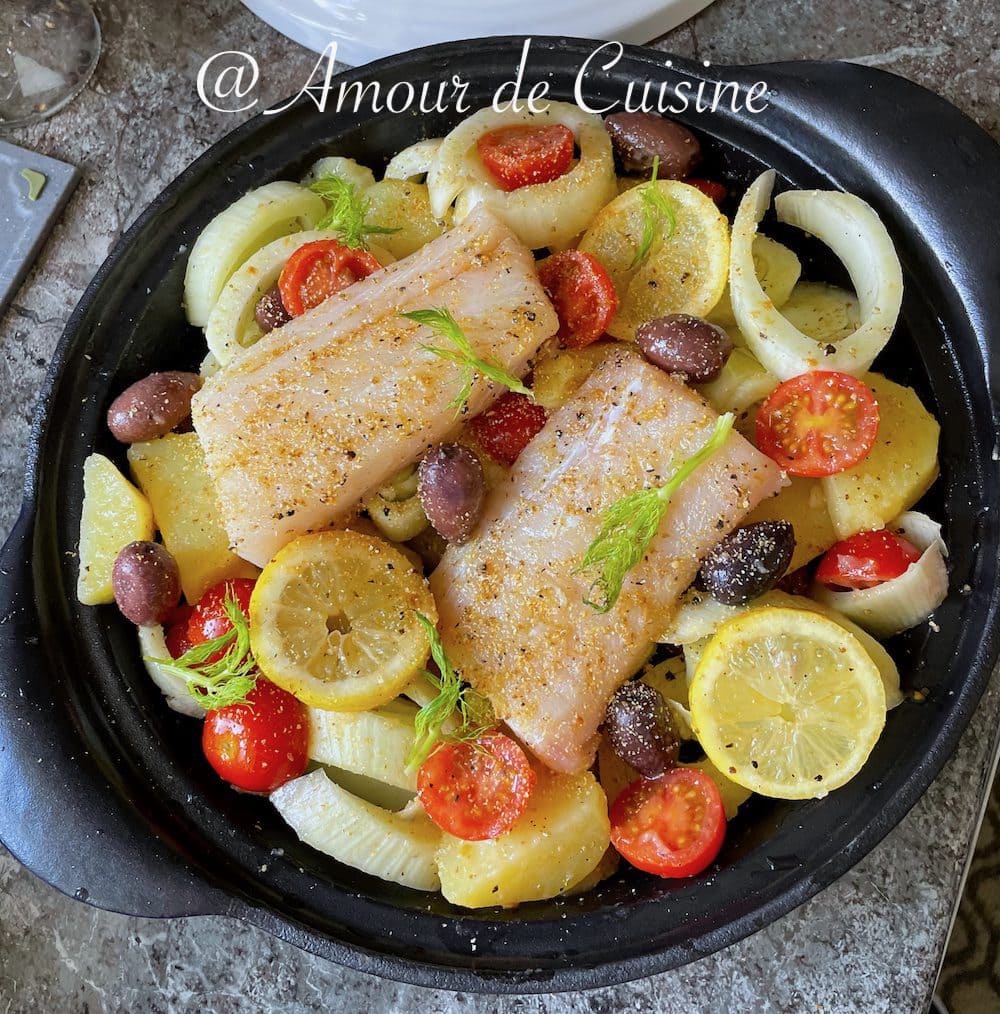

left=1, top=37, right=999, bottom=993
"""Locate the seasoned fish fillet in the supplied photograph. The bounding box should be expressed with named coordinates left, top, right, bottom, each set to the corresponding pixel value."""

left=431, top=346, right=784, bottom=774
left=192, top=207, right=558, bottom=566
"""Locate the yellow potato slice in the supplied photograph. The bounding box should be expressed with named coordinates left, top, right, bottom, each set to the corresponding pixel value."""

left=77, top=453, right=155, bottom=605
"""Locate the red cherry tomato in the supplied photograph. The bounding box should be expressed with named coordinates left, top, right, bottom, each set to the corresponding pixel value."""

left=417, top=733, right=536, bottom=841
left=202, top=678, right=309, bottom=793
left=470, top=392, right=548, bottom=466
left=278, top=239, right=381, bottom=317
left=188, top=578, right=257, bottom=646
left=684, top=178, right=727, bottom=204
left=610, top=768, right=726, bottom=878
left=756, top=371, right=880, bottom=477
left=476, top=124, right=575, bottom=192
left=537, top=250, right=618, bottom=349
left=164, top=603, right=195, bottom=659
left=816, top=529, right=922, bottom=590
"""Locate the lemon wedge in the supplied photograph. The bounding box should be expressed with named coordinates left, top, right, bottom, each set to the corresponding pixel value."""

left=578, top=180, right=729, bottom=341
left=249, top=530, right=436, bottom=711
left=689, top=606, right=885, bottom=799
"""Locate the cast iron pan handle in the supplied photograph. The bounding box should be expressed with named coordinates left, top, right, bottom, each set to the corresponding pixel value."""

left=0, top=505, right=231, bottom=919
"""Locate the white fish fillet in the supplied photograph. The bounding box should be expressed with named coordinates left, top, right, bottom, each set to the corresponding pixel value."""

left=192, top=207, right=558, bottom=566
left=431, top=346, right=784, bottom=774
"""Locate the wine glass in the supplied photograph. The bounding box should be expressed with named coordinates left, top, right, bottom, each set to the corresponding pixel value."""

left=0, top=0, right=101, bottom=128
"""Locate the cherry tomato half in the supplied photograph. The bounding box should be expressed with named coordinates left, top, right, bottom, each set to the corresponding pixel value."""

left=470, top=392, right=548, bottom=466
left=684, top=178, right=727, bottom=204
left=476, top=124, right=575, bottom=192
left=816, top=528, right=922, bottom=590
left=164, top=603, right=195, bottom=659
left=202, top=678, right=309, bottom=793
left=756, top=371, right=880, bottom=477
left=538, top=250, right=618, bottom=349
left=278, top=239, right=381, bottom=317
left=417, top=733, right=536, bottom=841
left=188, top=577, right=257, bottom=646
left=610, top=768, right=725, bottom=878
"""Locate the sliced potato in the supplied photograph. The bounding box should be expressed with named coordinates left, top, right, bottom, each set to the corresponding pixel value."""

left=597, top=739, right=634, bottom=807
left=307, top=699, right=419, bottom=793
left=127, top=432, right=258, bottom=603
left=364, top=179, right=448, bottom=260
left=320, top=764, right=415, bottom=813
left=531, top=342, right=614, bottom=411
left=436, top=768, right=609, bottom=908
left=183, top=181, right=326, bottom=327
left=822, top=373, right=940, bottom=538
left=578, top=181, right=729, bottom=341
left=271, top=768, right=440, bottom=890
left=564, top=847, right=620, bottom=895
left=745, top=475, right=839, bottom=572
left=77, top=453, right=155, bottom=605
left=697, top=346, right=777, bottom=416
left=779, top=281, right=860, bottom=344
left=680, top=757, right=753, bottom=820
left=708, top=235, right=801, bottom=331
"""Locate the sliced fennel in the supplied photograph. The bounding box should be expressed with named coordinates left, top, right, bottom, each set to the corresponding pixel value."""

left=271, top=768, right=441, bottom=890
left=184, top=181, right=326, bottom=327
left=708, top=234, right=801, bottom=330
left=729, top=170, right=903, bottom=380
left=697, top=346, right=778, bottom=415
left=427, top=101, right=617, bottom=250
left=136, top=625, right=206, bottom=719
left=307, top=699, right=420, bottom=793
left=204, top=228, right=343, bottom=365
left=385, top=138, right=443, bottom=181
left=814, top=512, right=948, bottom=637
left=299, top=155, right=375, bottom=193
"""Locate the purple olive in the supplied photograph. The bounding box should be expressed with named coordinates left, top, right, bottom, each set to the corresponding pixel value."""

left=603, top=681, right=680, bottom=778
left=107, top=371, right=202, bottom=444
left=604, top=113, right=702, bottom=178
left=112, top=541, right=182, bottom=625
left=698, top=521, right=796, bottom=606
left=417, top=444, right=485, bottom=544
left=255, top=283, right=291, bottom=333
left=636, top=314, right=733, bottom=384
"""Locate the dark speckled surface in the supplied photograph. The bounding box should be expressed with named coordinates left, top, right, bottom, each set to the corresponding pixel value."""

left=0, top=0, right=997, bottom=1010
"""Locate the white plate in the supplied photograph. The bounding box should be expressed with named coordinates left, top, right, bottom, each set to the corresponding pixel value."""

left=240, top=0, right=715, bottom=65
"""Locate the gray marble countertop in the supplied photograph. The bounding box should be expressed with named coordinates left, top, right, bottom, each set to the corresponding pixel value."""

left=0, top=1, right=997, bottom=1010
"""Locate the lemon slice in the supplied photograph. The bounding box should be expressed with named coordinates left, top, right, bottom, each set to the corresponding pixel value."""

left=578, top=180, right=729, bottom=341
left=249, top=530, right=436, bottom=711
left=689, top=607, right=885, bottom=799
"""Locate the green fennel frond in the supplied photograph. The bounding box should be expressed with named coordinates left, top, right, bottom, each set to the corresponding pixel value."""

left=405, top=612, right=495, bottom=772
left=576, top=413, right=735, bottom=613
left=401, top=307, right=530, bottom=416
left=309, top=174, right=399, bottom=249
left=145, top=592, right=257, bottom=710
left=629, top=156, right=677, bottom=268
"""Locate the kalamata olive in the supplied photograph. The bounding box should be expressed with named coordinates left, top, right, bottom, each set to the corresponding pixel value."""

left=636, top=314, right=733, bottom=384
left=112, top=541, right=182, bottom=625
left=603, top=681, right=680, bottom=778
left=698, top=521, right=796, bottom=606
left=107, top=371, right=202, bottom=444
left=255, top=283, right=291, bottom=333
left=417, top=443, right=485, bottom=544
left=604, top=113, right=702, bottom=178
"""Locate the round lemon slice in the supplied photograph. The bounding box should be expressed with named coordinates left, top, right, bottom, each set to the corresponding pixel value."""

left=689, top=607, right=886, bottom=799
left=578, top=180, right=730, bottom=341
left=249, top=530, right=436, bottom=711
